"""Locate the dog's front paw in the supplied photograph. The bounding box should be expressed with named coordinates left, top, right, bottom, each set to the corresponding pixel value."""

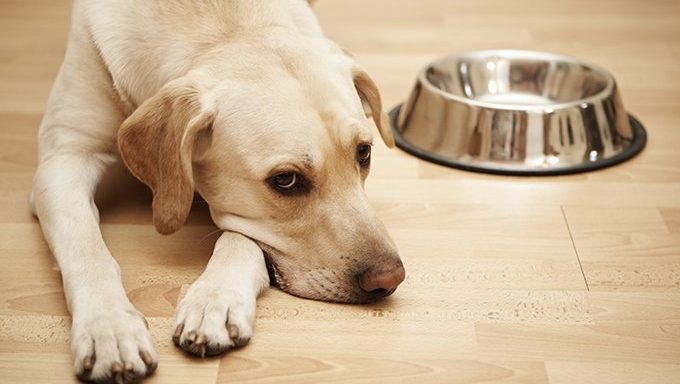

left=71, top=305, right=158, bottom=383
left=173, top=280, right=255, bottom=357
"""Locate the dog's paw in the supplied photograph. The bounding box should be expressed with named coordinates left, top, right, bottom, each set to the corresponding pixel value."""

left=71, top=306, right=158, bottom=383
left=173, top=281, right=256, bottom=357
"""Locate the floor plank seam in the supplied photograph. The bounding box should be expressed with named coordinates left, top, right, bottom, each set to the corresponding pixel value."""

left=560, top=205, right=590, bottom=291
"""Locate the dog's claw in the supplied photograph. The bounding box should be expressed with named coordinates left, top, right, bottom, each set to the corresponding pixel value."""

left=195, top=334, right=207, bottom=358
left=111, top=362, right=124, bottom=384
left=172, top=323, right=184, bottom=346
left=187, top=331, right=197, bottom=344
left=139, top=350, right=156, bottom=373
left=228, top=324, right=239, bottom=342
left=122, top=362, right=137, bottom=383
left=195, top=333, right=207, bottom=345
left=83, top=355, right=94, bottom=371
left=77, top=355, right=94, bottom=381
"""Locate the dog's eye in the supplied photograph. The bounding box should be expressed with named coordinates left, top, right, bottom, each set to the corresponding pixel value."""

left=357, top=144, right=371, bottom=166
left=271, top=172, right=299, bottom=191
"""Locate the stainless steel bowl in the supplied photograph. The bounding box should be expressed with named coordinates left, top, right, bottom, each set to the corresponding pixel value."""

left=390, top=50, right=646, bottom=175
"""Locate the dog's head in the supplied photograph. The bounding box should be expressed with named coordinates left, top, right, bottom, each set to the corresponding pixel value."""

left=118, top=40, right=404, bottom=303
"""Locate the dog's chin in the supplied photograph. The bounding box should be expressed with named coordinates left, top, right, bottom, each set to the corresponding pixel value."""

left=284, top=286, right=390, bottom=305
left=259, top=245, right=395, bottom=304
left=262, top=254, right=390, bottom=304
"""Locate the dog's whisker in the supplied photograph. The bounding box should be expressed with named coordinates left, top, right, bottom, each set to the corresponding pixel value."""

left=198, top=228, right=223, bottom=244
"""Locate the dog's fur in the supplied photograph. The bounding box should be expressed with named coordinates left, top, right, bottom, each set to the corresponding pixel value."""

left=31, top=0, right=405, bottom=382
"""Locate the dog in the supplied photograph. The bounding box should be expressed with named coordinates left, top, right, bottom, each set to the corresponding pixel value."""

left=31, top=0, right=405, bottom=382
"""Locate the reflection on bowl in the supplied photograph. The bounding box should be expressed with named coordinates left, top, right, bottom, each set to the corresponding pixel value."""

left=390, top=50, right=646, bottom=175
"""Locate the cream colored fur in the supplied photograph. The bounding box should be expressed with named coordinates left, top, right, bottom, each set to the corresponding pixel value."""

left=31, top=1, right=402, bottom=383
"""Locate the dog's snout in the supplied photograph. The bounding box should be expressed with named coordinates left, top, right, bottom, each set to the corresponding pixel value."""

left=358, top=259, right=405, bottom=298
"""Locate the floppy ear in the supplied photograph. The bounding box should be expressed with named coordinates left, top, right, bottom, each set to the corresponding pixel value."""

left=118, top=78, right=215, bottom=235
left=352, top=67, right=395, bottom=148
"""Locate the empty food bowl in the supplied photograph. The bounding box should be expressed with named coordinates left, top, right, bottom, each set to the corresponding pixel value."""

left=389, top=50, right=646, bottom=175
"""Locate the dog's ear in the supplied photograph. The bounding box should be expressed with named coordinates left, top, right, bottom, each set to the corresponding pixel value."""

left=352, top=67, right=395, bottom=148
left=118, top=78, right=215, bottom=235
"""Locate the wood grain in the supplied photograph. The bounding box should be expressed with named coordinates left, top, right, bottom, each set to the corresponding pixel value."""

left=1, top=0, right=679, bottom=383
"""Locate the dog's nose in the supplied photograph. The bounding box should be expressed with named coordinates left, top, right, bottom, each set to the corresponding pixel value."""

left=358, top=260, right=405, bottom=297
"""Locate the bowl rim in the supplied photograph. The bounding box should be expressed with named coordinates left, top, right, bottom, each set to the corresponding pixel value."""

left=390, top=104, right=647, bottom=176
left=418, top=49, right=617, bottom=112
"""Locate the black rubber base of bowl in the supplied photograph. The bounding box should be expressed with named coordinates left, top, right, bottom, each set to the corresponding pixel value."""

left=388, top=104, right=647, bottom=176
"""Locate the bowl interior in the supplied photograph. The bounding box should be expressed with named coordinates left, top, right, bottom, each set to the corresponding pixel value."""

left=425, top=52, right=611, bottom=107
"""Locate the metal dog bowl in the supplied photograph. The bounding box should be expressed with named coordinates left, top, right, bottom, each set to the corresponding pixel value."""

left=390, top=50, right=646, bottom=175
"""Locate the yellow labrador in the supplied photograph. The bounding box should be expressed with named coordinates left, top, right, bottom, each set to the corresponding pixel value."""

left=31, top=0, right=404, bottom=382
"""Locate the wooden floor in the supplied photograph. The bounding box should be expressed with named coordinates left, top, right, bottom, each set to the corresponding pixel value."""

left=1, top=0, right=679, bottom=382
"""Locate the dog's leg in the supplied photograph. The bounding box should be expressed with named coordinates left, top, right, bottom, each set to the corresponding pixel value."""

left=34, top=152, right=158, bottom=382
left=32, top=16, right=158, bottom=384
left=173, top=231, right=269, bottom=356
